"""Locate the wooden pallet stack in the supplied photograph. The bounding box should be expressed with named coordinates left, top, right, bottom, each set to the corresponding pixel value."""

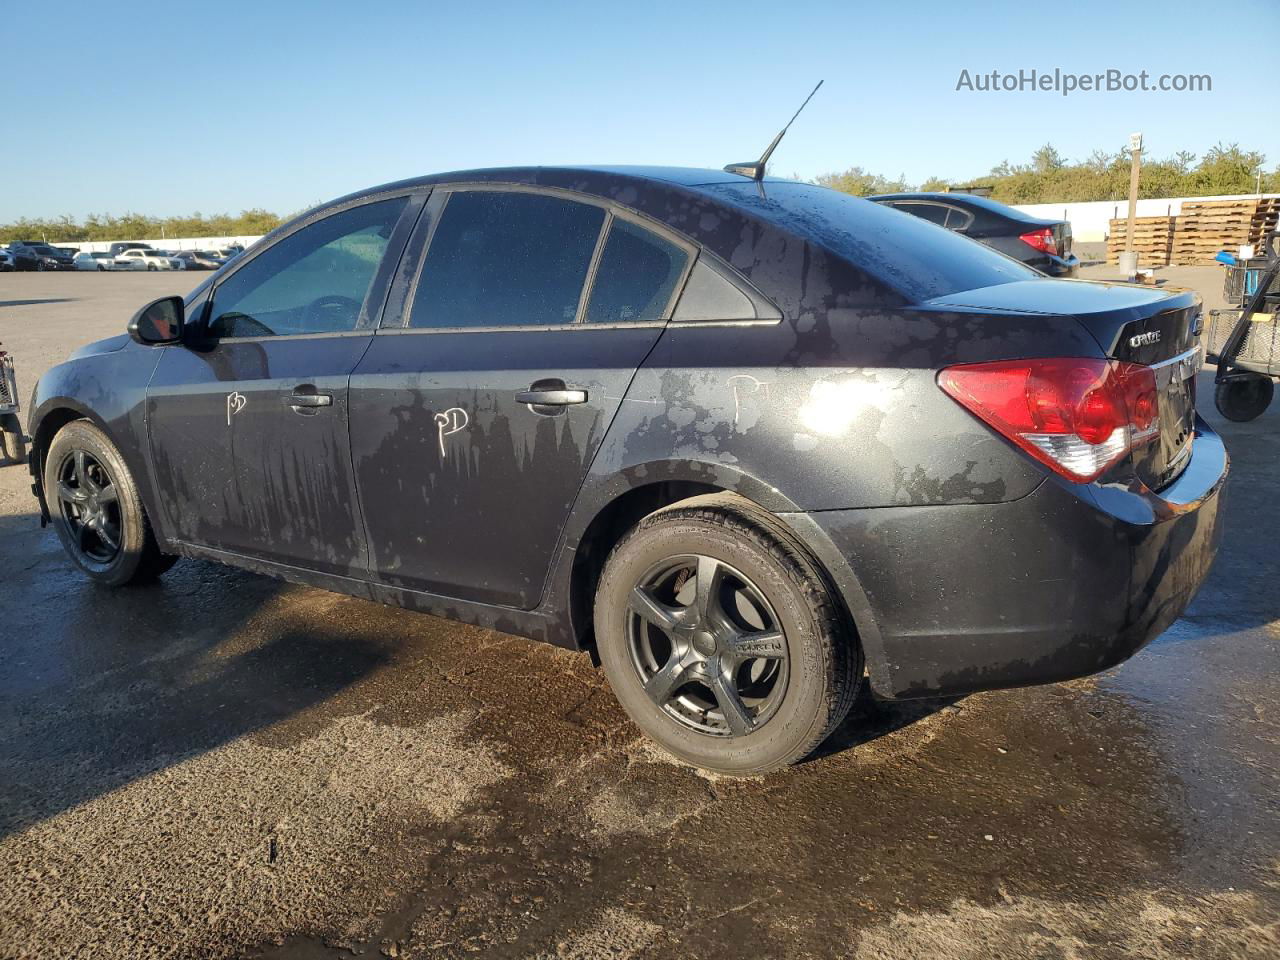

left=1106, top=216, right=1176, bottom=265
left=1248, top=198, right=1280, bottom=250
left=1171, top=199, right=1274, bottom=265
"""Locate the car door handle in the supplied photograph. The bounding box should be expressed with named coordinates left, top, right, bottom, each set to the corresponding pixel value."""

left=515, top=388, right=587, bottom=406
left=284, top=393, right=333, bottom=408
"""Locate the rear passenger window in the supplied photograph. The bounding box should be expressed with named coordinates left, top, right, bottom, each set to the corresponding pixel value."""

left=944, top=207, right=974, bottom=231
left=897, top=202, right=950, bottom=226
left=586, top=219, right=688, bottom=323
left=410, top=191, right=604, bottom=328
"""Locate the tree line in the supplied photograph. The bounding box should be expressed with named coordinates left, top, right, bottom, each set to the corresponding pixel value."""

left=3, top=143, right=1277, bottom=242
left=0, top=209, right=283, bottom=245
left=815, top=142, right=1280, bottom=203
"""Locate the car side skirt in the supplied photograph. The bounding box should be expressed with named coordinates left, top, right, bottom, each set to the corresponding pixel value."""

left=165, top=540, right=576, bottom=650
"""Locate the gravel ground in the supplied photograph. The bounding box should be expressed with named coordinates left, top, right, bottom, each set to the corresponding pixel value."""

left=0, top=269, right=1277, bottom=959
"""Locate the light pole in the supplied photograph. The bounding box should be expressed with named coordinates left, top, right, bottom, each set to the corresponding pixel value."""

left=1121, top=132, right=1143, bottom=279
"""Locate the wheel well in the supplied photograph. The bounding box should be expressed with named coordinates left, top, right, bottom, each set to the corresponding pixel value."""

left=32, top=407, right=85, bottom=475
left=568, top=481, right=733, bottom=657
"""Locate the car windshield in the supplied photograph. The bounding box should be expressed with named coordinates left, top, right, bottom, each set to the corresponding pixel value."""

left=704, top=181, right=1041, bottom=302
left=92, top=253, right=111, bottom=259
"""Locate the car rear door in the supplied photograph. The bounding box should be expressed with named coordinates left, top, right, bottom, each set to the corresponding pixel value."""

left=145, top=194, right=421, bottom=578
left=349, top=187, right=694, bottom=609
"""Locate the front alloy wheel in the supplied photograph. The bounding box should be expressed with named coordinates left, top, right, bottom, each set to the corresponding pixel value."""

left=55, top=448, right=122, bottom=563
left=45, top=419, right=177, bottom=586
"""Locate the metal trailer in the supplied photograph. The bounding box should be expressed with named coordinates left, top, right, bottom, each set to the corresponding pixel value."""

left=0, top=346, right=26, bottom=463
left=1206, top=231, right=1280, bottom=421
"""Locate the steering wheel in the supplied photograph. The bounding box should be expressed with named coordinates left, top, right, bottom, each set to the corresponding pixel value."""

left=303, top=294, right=362, bottom=332
left=210, top=311, right=274, bottom=339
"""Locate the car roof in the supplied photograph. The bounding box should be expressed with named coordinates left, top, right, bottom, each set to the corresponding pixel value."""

left=868, top=191, right=1058, bottom=224
left=206, top=165, right=1036, bottom=313
left=346, top=164, right=776, bottom=195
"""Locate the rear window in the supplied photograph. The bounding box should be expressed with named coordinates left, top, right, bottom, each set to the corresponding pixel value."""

left=706, top=181, right=1040, bottom=302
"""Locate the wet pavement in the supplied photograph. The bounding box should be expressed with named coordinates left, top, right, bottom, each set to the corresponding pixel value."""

left=1, top=271, right=1277, bottom=958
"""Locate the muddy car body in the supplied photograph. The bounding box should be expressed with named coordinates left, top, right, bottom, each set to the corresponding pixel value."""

left=27, top=166, right=1227, bottom=773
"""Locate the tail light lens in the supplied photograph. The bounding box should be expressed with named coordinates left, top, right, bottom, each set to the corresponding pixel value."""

left=939, top=358, right=1159, bottom=482
left=1019, top=227, right=1057, bottom=256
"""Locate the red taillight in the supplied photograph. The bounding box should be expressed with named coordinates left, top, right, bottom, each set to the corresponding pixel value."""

left=1019, top=227, right=1057, bottom=256
left=939, top=358, right=1159, bottom=482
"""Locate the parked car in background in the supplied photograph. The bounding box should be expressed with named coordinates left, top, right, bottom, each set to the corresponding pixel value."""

left=108, top=242, right=157, bottom=258
left=7, top=241, right=76, bottom=271
left=171, top=250, right=225, bottom=270
left=5, top=246, right=39, bottom=271
left=115, top=249, right=185, bottom=271
left=75, top=251, right=143, bottom=271
left=870, top=192, right=1080, bottom=277
left=0, top=250, right=14, bottom=272
left=27, top=165, right=1225, bottom=776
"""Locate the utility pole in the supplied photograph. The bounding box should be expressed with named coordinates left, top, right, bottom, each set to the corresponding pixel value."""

left=1122, top=132, right=1143, bottom=279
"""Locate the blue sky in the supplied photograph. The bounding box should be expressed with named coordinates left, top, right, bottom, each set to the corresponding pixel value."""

left=5, top=0, right=1277, bottom=220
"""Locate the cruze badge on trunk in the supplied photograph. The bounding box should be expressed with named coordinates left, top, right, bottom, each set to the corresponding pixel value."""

left=1129, top=331, right=1162, bottom=347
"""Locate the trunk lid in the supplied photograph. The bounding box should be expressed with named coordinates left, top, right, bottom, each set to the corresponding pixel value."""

left=927, top=279, right=1202, bottom=490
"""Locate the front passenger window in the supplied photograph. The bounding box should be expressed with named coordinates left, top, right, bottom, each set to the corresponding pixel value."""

left=208, top=197, right=407, bottom=338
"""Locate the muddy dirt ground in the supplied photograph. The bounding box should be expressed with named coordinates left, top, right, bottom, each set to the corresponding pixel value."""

left=0, top=269, right=1277, bottom=958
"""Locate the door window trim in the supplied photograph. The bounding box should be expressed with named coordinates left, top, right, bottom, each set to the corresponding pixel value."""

left=387, top=183, right=699, bottom=334
left=196, top=190, right=426, bottom=343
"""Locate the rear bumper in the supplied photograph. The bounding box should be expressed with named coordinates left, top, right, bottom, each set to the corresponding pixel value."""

left=785, top=417, right=1228, bottom=700
left=1045, top=253, right=1080, bottom=278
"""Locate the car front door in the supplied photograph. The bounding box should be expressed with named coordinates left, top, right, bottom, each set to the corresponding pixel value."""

left=145, top=194, right=420, bottom=578
left=349, top=188, right=694, bottom=609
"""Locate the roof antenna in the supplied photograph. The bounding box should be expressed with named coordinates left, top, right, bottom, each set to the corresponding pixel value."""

left=724, top=80, right=824, bottom=181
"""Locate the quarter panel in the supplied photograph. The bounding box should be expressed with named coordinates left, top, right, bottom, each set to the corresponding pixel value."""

left=591, top=306, right=1101, bottom=514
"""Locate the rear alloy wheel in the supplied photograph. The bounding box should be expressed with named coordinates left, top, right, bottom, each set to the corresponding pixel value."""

left=45, top=420, right=177, bottom=586
left=595, top=496, right=860, bottom=775
left=626, top=555, right=789, bottom=738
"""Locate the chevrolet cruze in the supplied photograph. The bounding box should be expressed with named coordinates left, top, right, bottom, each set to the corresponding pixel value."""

left=27, top=166, right=1227, bottom=774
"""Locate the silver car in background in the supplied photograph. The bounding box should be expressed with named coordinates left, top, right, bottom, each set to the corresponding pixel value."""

left=74, top=251, right=145, bottom=271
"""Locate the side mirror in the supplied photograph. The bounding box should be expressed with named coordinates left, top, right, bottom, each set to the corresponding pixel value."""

left=128, top=295, right=185, bottom=345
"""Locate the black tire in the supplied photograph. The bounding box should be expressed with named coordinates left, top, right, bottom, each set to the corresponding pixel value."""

left=594, top=495, right=860, bottom=775
left=45, top=420, right=178, bottom=586
left=1, top=421, right=26, bottom=464
left=1215, top=375, right=1274, bottom=422
left=147, top=264, right=156, bottom=271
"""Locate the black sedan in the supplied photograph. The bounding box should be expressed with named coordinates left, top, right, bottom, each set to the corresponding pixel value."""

left=6, top=241, right=76, bottom=271
left=870, top=191, right=1080, bottom=277
left=26, top=166, right=1222, bottom=775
